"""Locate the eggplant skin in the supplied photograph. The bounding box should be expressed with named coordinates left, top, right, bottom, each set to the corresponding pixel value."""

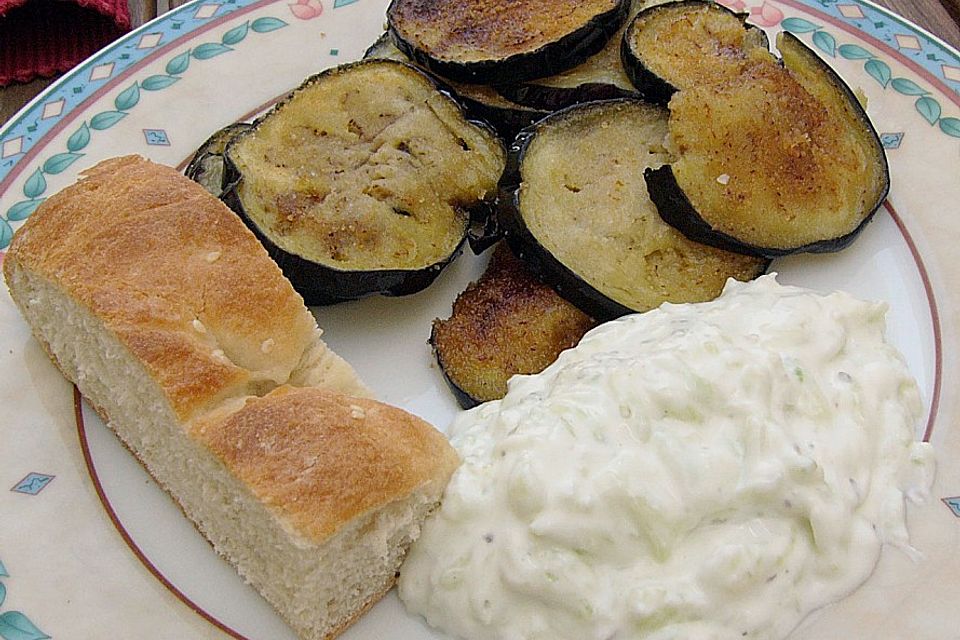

left=493, top=0, right=643, bottom=111
left=645, top=164, right=883, bottom=258
left=220, top=182, right=466, bottom=304
left=363, top=31, right=550, bottom=144
left=649, top=32, right=889, bottom=257
left=431, top=244, right=596, bottom=408
left=620, top=0, right=771, bottom=105
left=184, top=122, right=252, bottom=197
left=498, top=152, right=635, bottom=321
left=494, top=82, right=637, bottom=113
left=645, top=165, right=775, bottom=257
left=497, top=103, right=638, bottom=321
left=220, top=59, right=505, bottom=305
left=386, top=0, right=631, bottom=84
left=619, top=41, right=679, bottom=106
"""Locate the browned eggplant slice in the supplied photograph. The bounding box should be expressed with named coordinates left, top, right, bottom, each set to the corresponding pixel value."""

left=363, top=32, right=550, bottom=142
left=386, top=0, right=631, bottom=84
left=495, top=0, right=643, bottom=111
left=621, top=0, right=771, bottom=104
left=361, top=33, right=538, bottom=251
left=431, top=244, right=596, bottom=408
left=498, top=99, right=768, bottom=321
left=645, top=32, right=889, bottom=257
left=184, top=122, right=253, bottom=196
left=221, top=60, right=506, bottom=305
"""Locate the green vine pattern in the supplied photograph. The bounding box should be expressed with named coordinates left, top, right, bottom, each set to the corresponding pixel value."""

left=782, top=17, right=960, bottom=140
left=0, top=16, right=288, bottom=249
left=0, top=560, right=50, bottom=640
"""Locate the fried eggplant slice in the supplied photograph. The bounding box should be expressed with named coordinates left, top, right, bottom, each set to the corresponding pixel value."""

left=645, top=32, right=889, bottom=256
left=621, top=0, right=771, bottom=104
left=499, top=99, right=768, bottom=320
left=387, top=0, right=631, bottom=84
left=363, top=32, right=550, bottom=141
left=431, top=244, right=596, bottom=408
left=221, top=60, right=506, bottom=304
left=185, top=122, right=253, bottom=197
left=495, top=0, right=644, bottom=111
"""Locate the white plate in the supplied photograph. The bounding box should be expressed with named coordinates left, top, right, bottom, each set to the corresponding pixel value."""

left=0, top=1, right=959, bottom=638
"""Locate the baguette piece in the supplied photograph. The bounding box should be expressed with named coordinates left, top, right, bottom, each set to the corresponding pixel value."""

left=191, top=386, right=460, bottom=640
left=3, top=156, right=460, bottom=640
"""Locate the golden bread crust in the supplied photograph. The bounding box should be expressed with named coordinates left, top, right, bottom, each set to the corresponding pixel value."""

left=4, top=156, right=320, bottom=420
left=193, top=386, right=460, bottom=544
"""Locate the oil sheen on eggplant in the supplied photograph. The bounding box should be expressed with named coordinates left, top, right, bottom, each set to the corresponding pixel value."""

left=221, top=60, right=505, bottom=304
left=499, top=99, right=767, bottom=320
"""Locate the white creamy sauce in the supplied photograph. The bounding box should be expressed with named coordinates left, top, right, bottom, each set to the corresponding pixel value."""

left=399, top=275, right=935, bottom=640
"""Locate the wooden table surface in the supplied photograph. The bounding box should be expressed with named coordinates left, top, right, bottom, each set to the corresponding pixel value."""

left=1, top=0, right=959, bottom=125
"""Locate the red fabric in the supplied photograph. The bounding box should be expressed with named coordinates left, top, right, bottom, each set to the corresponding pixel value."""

left=0, top=0, right=131, bottom=86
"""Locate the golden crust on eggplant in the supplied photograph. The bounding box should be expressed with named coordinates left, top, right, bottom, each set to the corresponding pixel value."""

left=389, top=0, right=623, bottom=63
left=668, top=41, right=886, bottom=251
left=624, top=1, right=772, bottom=91
left=431, top=245, right=595, bottom=406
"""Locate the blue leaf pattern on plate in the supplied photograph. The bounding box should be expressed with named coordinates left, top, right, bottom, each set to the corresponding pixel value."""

left=0, top=612, right=50, bottom=640
left=42, top=153, right=83, bottom=175
left=915, top=96, right=941, bottom=124
left=114, top=82, right=141, bottom=111
left=251, top=16, right=287, bottom=32
left=141, top=75, right=180, bottom=91
left=222, top=22, right=249, bottom=45
left=89, top=111, right=127, bottom=130
left=65, top=123, right=90, bottom=152
left=865, top=58, right=892, bottom=87
left=940, top=117, right=960, bottom=138
left=838, top=43, right=874, bottom=59
left=6, top=199, right=44, bottom=222
left=781, top=17, right=819, bottom=33
left=192, top=43, right=232, bottom=59
left=812, top=30, right=836, bottom=56
left=891, top=77, right=929, bottom=96
left=22, top=170, right=45, bottom=199
left=0, top=219, right=12, bottom=249
left=165, top=50, right=191, bottom=75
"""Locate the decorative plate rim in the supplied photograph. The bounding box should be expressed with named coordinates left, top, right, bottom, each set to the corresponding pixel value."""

left=0, top=1, right=958, bottom=638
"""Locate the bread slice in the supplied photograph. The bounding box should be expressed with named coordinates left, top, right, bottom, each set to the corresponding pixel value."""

left=3, top=155, right=460, bottom=640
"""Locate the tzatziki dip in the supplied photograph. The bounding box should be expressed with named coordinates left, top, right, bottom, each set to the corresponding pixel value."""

left=399, top=275, right=935, bottom=640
